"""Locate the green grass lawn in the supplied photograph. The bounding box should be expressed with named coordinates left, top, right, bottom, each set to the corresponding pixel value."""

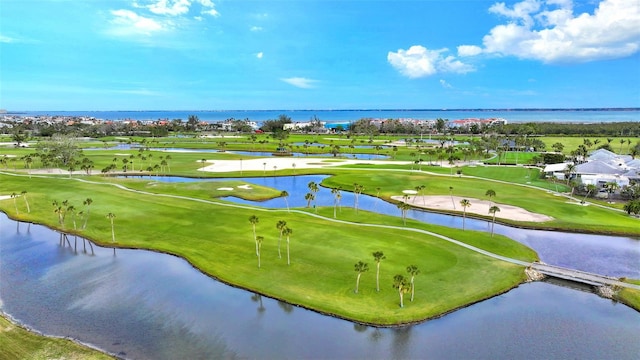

left=0, top=173, right=533, bottom=325
left=0, top=314, right=113, bottom=360
left=617, top=279, right=640, bottom=311
left=320, top=169, right=640, bottom=236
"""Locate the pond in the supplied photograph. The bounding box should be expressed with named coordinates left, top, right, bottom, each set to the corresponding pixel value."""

left=124, top=174, right=640, bottom=278
left=1, top=214, right=638, bottom=360
left=229, top=150, right=389, bottom=160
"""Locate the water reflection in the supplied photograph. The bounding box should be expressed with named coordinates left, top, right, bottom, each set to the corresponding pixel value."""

left=124, top=174, right=640, bottom=278
left=1, top=214, right=639, bottom=359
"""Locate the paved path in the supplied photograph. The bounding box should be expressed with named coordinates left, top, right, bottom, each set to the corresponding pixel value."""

left=2, top=170, right=638, bottom=290
left=531, top=263, right=640, bottom=289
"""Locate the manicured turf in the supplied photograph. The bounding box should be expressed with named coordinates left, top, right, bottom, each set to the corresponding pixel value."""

left=0, top=173, right=533, bottom=325
left=0, top=314, right=113, bottom=360
left=320, top=170, right=640, bottom=236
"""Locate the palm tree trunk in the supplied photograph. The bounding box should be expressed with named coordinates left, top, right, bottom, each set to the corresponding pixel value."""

left=399, top=289, right=404, bottom=308
left=410, top=277, right=415, bottom=302
left=355, top=273, right=361, bottom=293
left=462, top=211, right=466, bottom=230
left=376, top=263, right=380, bottom=292
left=286, top=237, right=290, bottom=265
left=491, top=214, right=496, bottom=237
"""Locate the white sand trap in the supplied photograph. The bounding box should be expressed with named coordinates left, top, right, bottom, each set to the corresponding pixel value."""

left=217, top=187, right=234, bottom=191
left=392, top=195, right=553, bottom=223
left=198, top=157, right=411, bottom=173
left=237, top=184, right=253, bottom=190
left=0, top=154, right=18, bottom=157
left=0, top=195, right=14, bottom=200
left=402, top=190, right=418, bottom=194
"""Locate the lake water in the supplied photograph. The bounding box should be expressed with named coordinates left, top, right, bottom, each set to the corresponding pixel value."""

left=13, top=109, right=640, bottom=124
left=1, top=214, right=639, bottom=360
left=124, top=174, right=640, bottom=278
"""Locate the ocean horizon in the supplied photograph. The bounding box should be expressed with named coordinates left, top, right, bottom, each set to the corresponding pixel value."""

left=5, top=108, right=640, bottom=124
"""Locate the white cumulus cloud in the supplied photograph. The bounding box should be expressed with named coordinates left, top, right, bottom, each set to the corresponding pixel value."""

left=476, top=0, right=640, bottom=63
left=144, top=0, right=219, bottom=17
left=250, top=26, right=263, bottom=32
left=147, top=0, right=190, bottom=16
left=457, top=45, right=483, bottom=57
left=387, top=45, right=475, bottom=78
left=439, top=79, right=453, bottom=88
left=109, top=9, right=166, bottom=36
left=0, top=34, right=17, bottom=43
left=281, top=77, right=317, bottom=89
left=256, top=52, right=264, bottom=59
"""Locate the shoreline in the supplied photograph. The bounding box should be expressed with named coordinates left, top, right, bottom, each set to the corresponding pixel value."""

left=0, top=212, right=530, bottom=329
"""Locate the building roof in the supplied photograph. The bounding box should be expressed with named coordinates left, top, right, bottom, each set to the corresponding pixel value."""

left=575, top=160, right=624, bottom=175
left=543, top=162, right=573, bottom=173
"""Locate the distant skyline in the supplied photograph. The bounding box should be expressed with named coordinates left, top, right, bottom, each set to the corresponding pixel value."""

left=1, top=0, right=639, bottom=111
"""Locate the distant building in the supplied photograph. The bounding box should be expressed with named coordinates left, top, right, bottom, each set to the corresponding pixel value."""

left=450, top=118, right=507, bottom=129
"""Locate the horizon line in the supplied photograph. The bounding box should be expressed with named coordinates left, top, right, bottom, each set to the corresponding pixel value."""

left=5, top=107, right=640, bottom=113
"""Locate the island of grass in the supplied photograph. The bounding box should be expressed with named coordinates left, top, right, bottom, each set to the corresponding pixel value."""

left=0, top=173, right=537, bottom=326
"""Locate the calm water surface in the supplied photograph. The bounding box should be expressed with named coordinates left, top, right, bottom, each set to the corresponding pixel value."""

left=128, top=174, right=640, bottom=278
left=1, top=214, right=639, bottom=360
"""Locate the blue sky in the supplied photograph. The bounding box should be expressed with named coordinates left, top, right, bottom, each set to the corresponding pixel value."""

left=1, top=0, right=639, bottom=110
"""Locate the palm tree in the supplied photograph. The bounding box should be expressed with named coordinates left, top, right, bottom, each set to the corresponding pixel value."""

left=249, top=215, right=259, bottom=255
left=21, top=191, right=30, bottom=213
left=283, top=226, right=293, bottom=265
left=82, top=198, right=93, bottom=229
left=564, top=163, right=576, bottom=185
left=485, top=189, right=496, bottom=205
left=67, top=205, right=77, bottom=229
left=308, top=181, right=319, bottom=212
left=460, top=199, right=471, bottom=230
left=304, top=192, right=314, bottom=208
left=488, top=205, right=500, bottom=237
left=106, top=212, right=116, bottom=243
left=276, top=220, right=287, bottom=259
left=354, top=261, right=369, bottom=294
left=354, top=183, right=365, bottom=213
left=372, top=251, right=386, bottom=292
left=605, top=182, right=619, bottom=203
left=256, top=235, right=264, bottom=268
left=331, top=187, right=341, bottom=218
left=280, top=190, right=290, bottom=213
left=10, top=192, right=18, bottom=214
left=449, top=186, right=456, bottom=209
left=397, top=202, right=410, bottom=225
left=582, top=184, right=597, bottom=204
left=53, top=200, right=64, bottom=225
left=406, top=265, right=420, bottom=302
left=619, top=138, right=625, bottom=154
left=392, top=274, right=410, bottom=308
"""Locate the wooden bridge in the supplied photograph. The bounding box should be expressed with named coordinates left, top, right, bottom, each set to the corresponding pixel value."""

left=530, top=263, right=640, bottom=290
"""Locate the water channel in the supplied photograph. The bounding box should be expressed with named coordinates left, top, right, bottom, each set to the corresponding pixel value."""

left=130, top=174, right=640, bottom=278
left=1, top=174, right=639, bottom=359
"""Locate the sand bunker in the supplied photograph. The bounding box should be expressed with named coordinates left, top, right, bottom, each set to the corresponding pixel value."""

left=198, top=157, right=410, bottom=173
left=217, top=187, right=233, bottom=191
left=392, top=195, right=553, bottom=223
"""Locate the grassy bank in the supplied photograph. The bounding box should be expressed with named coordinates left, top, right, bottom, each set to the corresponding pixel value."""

left=617, top=279, right=640, bottom=311
left=0, top=314, right=113, bottom=360
left=0, top=173, right=534, bottom=325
